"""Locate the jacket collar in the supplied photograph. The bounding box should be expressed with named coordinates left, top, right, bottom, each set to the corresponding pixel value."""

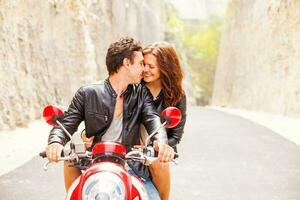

left=104, top=78, right=117, bottom=97
left=105, top=78, right=132, bottom=97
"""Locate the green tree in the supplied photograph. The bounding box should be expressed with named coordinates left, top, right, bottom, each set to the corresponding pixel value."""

left=165, top=3, right=223, bottom=105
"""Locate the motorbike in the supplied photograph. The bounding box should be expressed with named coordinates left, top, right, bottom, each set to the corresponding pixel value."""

left=40, top=105, right=182, bottom=200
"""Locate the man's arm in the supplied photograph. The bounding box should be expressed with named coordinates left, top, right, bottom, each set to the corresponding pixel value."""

left=48, top=87, right=85, bottom=145
left=46, top=87, right=85, bottom=162
left=140, top=86, right=174, bottom=162
left=141, top=86, right=167, bottom=144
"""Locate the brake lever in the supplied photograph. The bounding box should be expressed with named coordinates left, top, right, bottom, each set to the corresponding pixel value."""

left=42, top=155, right=76, bottom=171
left=127, top=147, right=179, bottom=165
left=172, top=159, right=178, bottom=165
left=43, top=161, right=51, bottom=171
left=143, top=156, right=157, bottom=166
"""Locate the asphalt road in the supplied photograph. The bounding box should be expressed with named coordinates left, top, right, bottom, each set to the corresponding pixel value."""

left=1, top=107, right=300, bottom=200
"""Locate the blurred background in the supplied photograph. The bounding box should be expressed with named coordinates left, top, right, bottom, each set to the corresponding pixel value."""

left=1, top=0, right=299, bottom=131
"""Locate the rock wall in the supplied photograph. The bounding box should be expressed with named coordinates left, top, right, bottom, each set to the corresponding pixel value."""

left=212, top=0, right=300, bottom=117
left=0, top=0, right=165, bottom=130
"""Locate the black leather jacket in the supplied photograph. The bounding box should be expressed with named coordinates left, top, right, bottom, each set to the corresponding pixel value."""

left=153, top=91, right=187, bottom=149
left=128, top=88, right=187, bottom=179
left=48, top=78, right=167, bottom=151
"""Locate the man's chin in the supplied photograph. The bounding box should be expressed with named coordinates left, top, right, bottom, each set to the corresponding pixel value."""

left=132, top=79, right=141, bottom=84
left=143, top=77, right=151, bottom=83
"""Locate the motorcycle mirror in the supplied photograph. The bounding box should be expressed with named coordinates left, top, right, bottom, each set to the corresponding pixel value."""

left=162, top=107, right=182, bottom=128
left=144, top=107, right=182, bottom=147
left=43, top=105, right=63, bottom=126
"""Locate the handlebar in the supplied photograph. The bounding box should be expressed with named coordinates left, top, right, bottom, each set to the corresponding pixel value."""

left=39, top=150, right=65, bottom=158
left=39, top=150, right=77, bottom=171
left=174, top=153, right=179, bottom=159
left=40, top=145, right=178, bottom=171
left=126, top=146, right=179, bottom=165
left=39, top=151, right=47, bottom=158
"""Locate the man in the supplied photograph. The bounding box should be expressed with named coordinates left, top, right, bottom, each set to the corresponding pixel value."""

left=45, top=37, right=174, bottom=199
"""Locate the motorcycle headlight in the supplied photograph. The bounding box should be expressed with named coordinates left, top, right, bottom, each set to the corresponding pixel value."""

left=82, top=172, right=126, bottom=200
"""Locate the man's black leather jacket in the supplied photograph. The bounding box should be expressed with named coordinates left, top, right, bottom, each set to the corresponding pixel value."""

left=48, top=78, right=167, bottom=151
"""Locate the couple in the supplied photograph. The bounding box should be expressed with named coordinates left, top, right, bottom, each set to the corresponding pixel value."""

left=45, top=37, right=186, bottom=200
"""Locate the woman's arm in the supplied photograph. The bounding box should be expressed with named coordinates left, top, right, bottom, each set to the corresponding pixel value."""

left=167, top=94, right=187, bottom=147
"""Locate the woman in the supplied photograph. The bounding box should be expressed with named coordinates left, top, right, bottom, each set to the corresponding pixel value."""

left=141, top=42, right=187, bottom=200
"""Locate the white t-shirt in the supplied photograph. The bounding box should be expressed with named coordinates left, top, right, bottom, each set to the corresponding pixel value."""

left=101, top=113, right=123, bottom=143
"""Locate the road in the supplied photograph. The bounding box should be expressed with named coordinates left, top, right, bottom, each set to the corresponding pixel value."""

left=1, top=107, right=300, bottom=199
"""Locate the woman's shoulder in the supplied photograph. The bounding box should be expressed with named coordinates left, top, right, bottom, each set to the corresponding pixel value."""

left=178, top=91, right=186, bottom=103
left=174, top=92, right=187, bottom=111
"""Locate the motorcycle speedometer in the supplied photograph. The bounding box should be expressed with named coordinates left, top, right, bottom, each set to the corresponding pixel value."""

left=82, top=172, right=126, bottom=200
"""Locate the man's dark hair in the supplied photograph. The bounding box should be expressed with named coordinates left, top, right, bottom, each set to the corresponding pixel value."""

left=106, top=37, right=142, bottom=75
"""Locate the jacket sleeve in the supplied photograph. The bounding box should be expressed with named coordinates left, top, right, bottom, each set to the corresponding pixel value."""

left=167, top=94, right=187, bottom=147
left=48, top=87, right=85, bottom=146
left=141, top=86, right=168, bottom=144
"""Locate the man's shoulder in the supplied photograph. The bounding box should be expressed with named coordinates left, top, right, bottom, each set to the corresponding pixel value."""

left=77, top=80, right=105, bottom=94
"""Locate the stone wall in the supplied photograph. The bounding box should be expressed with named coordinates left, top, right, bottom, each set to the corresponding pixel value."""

left=212, top=0, right=300, bottom=117
left=0, top=0, right=165, bottom=130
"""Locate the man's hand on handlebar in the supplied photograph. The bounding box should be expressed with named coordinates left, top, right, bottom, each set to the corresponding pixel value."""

left=81, top=130, right=94, bottom=149
left=153, top=141, right=174, bottom=163
left=45, top=143, right=64, bottom=162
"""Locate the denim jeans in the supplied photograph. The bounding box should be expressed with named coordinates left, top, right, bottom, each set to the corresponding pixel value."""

left=127, top=166, right=161, bottom=200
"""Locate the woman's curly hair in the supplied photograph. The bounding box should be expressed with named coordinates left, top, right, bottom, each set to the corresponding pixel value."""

left=143, top=42, right=184, bottom=107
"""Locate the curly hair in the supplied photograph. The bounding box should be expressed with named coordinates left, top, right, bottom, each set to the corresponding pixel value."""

left=106, top=37, right=142, bottom=75
left=143, top=42, right=184, bottom=107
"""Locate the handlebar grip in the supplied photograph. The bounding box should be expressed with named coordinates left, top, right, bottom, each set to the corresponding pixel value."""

left=61, top=150, right=65, bottom=157
left=145, top=147, right=179, bottom=159
left=39, top=151, right=47, bottom=158
left=39, top=150, right=65, bottom=158
left=174, top=152, right=179, bottom=159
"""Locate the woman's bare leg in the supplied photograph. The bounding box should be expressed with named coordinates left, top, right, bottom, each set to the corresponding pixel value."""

left=150, top=161, right=170, bottom=200
left=64, top=163, right=82, bottom=192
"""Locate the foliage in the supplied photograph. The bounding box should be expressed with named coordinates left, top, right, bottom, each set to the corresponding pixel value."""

left=165, top=4, right=223, bottom=105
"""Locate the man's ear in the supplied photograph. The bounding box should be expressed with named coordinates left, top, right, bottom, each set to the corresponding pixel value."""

left=123, top=58, right=131, bottom=69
